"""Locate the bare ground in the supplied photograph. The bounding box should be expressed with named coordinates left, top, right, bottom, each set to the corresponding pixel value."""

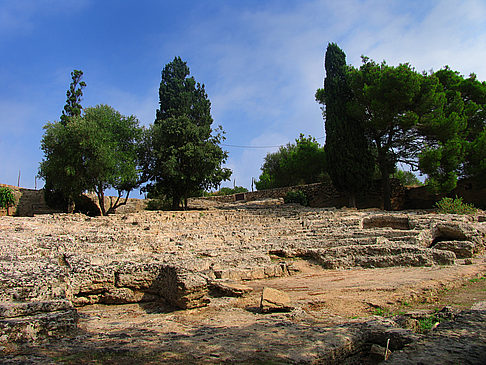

left=5, top=257, right=486, bottom=364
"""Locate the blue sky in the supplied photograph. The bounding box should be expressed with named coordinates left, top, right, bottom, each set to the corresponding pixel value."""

left=1, top=0, right=486, bottom=196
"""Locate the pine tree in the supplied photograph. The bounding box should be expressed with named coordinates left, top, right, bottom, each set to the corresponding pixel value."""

left=316, top=43, right=374, bottom=207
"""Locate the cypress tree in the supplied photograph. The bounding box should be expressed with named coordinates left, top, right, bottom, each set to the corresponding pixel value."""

left=316, top=43, right=374, bottom=207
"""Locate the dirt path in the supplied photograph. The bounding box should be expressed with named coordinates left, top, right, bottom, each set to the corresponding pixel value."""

left=5, top=258, right=485, bottom=364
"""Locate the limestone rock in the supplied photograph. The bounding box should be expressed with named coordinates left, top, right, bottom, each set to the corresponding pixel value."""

left=260, top=287, right=293, bottom=313
left=306, top=244, right=456, bottom=269
left=209, top=281, right=253, bottom=297
left=432, top=240, right=475, bottom=258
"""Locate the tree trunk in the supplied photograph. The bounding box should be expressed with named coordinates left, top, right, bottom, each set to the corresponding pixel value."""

left=349, top=192, right=357, bottom=208
left=171, top=193, right=181, bottom=210
left=382, top=172, right=392, bottom=211
left=96, top=185, right=106, bottom=216
left=67, top=197, right=75, bottom=214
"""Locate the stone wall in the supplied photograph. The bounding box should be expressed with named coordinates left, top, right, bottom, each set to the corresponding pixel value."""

left=0, top=184, right=147, bottom=217
left=0, top=184, right=57, bottom=216
left=200, top=180, right=405, bottom=210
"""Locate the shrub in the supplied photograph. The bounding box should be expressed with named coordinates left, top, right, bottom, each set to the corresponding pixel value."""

left=435, top=196, right=477, bottom=215
left=0, top=187, right=15, bottom=210
left=284, top=190, right=308, bottom=206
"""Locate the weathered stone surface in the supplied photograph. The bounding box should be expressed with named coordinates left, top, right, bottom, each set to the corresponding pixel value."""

left=433, top=240, right=475, bottom=258
left=209, top=280, right=253, bottom=297
left=388, top=309, right=486, bottom=364
left=0, top=205, right=484, bottom=345
left=260, top=287, right=293, bottom=312
left=306, top=244, right=456, bottom=269
left=0, top=300, right=78, bottom=343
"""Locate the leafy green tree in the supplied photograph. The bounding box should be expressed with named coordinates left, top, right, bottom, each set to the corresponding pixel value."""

left=0, top=187, right=15, bottom=215
left=316, top=43, right=374, bottom=207
left=39, top=121, right=88, bottom=213
left=39, top=105, right=142, bottom=215
left=215, top=186, right=248, bottom=196
left=419, top=67, right=486, bottom=191
left=76, top=105, right=142, bottom=215
left=255, top=135, right=327, bottom=190
left=44, top=70, right=87, bottom=210
left=60, top=70, right=86, bottom=125
left=347, top=57, right=443, bottom=209
left=393, top=169, right=423, bottom=186
left=141, top=57, right=231, bottom=209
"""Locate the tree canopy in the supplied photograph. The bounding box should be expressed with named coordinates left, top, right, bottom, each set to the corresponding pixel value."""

left=141, top=57, right=231, bottom=209
left=255, top=134, right=327, bottom=190
left=419, top=67, right=486, bottom=191
left=39, top=105, right=142, bottom=215
left=316, top=43, right=374, bottom=207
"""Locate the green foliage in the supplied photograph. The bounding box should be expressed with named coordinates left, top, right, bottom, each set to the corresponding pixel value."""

left=347, top=57, right=443, bottom=209
left=141, top=57, right=231, bottom=210
left=214, top=186, right=248, bottom=196
left=316, top=43, right=374, bottom=207
left=39, top=105, right=142, bottom=215
left=372, top=307, right=390, bottom=316
left=417, top=314, right=441, bottom=333
left=60, top=70, right=86, bottom=126
left=284, top=190, right=308, bottom=206
left=419, top=67, right=486, bottom=192
left=255, top=134, right=327, bottom=190
left=393, top=170, right=423, bottom=186
left=435, top=196, right=477, bottom=214
left=0, top=187, right=15, bottom=210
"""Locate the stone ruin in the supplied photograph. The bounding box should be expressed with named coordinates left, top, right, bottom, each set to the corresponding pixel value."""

left=1, top=199, right=486, bottom=363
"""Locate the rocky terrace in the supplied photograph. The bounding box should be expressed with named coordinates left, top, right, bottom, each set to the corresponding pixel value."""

left=1, top=199, right=486, bottom=363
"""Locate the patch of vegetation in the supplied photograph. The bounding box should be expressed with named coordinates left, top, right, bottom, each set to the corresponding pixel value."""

left=417, top=314, right=441, bottom=333
left=469, top=275, right=486, bottom=283
left=372, top=307, right=391, bottom=316
left=284, top=190, right=308, bottom=206
left=435, top=196, right=477, bottom=215
left=393, top=170, right=423, bottom=186
left=211, top=186, right=248, bottom=196
left=0, top=187, right=15, bottom=213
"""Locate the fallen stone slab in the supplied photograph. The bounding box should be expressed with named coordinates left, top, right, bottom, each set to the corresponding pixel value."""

left=209, top=280, right=253, bottom=297
left=260, top=287, right=293, bottom=313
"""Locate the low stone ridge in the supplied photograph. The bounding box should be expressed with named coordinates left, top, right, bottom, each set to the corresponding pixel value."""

left=0, top=203, right=485, bottom=348
left=388, top=308, right=486, bottom=364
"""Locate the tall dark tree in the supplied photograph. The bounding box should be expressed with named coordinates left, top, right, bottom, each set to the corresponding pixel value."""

left=141, top=57, right=231, bottom=209
left=316, top=43, right=374, bottom=208
left=60, top=70, right=86, bottom=125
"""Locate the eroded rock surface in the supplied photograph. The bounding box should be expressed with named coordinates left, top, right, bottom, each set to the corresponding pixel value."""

left=0, top=202, right=485, bottom=362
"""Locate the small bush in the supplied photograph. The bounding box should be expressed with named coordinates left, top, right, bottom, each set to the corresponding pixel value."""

left=284, top=190, right=308, bottom=206
left=0, top=187, right=15, bottom=211
left=435, top=196, right=477, bottom=215
left=417, top=314, right=440, bottom=333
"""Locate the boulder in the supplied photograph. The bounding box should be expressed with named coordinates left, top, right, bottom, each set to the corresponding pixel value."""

left=260, top=287, right=293, bottom=313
